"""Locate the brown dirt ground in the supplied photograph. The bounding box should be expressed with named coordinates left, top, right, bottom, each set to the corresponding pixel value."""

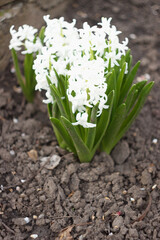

left=0, top=0, right=160, bottom=239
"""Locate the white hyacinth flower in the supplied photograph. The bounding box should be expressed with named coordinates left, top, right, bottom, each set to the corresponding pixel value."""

left=72, top=112, right=96, bottom=128
left=9, top=24, right=42, bottom=54
left=33, top=16, right=129, bottom=128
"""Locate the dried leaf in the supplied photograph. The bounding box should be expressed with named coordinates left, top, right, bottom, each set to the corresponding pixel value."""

left=28, top=149, right=38, bottom=161
left=57, top=226, right=74, bottom=240
left=40, top=155, right=61, bottom=170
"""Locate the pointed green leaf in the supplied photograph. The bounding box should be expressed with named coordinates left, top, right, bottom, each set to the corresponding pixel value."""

left=11, top=49, right=25, bottom=93
left=61, top=116, right=92, bottom=162
left=116, top=63, right=126, bottom=103
left=106, top=71, right=115, bottom=94
left=92, top=90, right=114, bottom=153
left=119, top=61, right=140, bottom=104
left=101, top=103, right=126, bottom=154
left=86, top=103, right=98, bottom=150
left=115, top=82, right=154, bottom=146
left=50, top=117, right=76, bottom=153
left=49, top=83, right=68, bottom=118
left=125, top=84, right=137, bottom=112
left=126, top=80, right=148, bottom=113
left=39, top=26, right=45, bottom=44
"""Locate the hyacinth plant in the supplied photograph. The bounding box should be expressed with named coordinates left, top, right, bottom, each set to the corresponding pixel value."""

left=9, top=25, right=44, bottom=102
left=10, top=16, right=154, bottom=162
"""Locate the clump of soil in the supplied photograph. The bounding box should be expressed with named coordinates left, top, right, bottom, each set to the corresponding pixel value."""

left=0, top=0, right=160, bottom=239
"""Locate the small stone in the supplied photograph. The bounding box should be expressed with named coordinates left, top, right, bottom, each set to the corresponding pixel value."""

left=10, top=150, right=15, bottom=156
left=152, top=184, right=157, bottom=190
left=129, top=33, right=137, bottom=39
left=111, top=141, right=130, bottom=164
left=78, top=170, right=98, bottom=181
left=70, top=173, right=80, bottom=191
left=112, top=216, right=123, bottom=229
left=43, top=177, right=57, bottom=199
left=36, top=219, right=45, bottom=225
left=40, top=155, right=61, bottom=170
left=141, top=170, right=152, bottom=185
left=130, top=197, right=135, bottom=202
left=50, top=221, right=61, bottom=232
left=61, top=170, right=70, bottom=184
left=67, top=163, right=77, bottom=175
left=129, top=228, right=139, bottom=238
left=30, top=234, right=38, bottom=239
left=16, top=186, right=21, bottom=192
left=13, top=118, right=18, bottom=123
left=13, top=217, right=30, bottom=225
left=120, top=226, right=128, bottom=235
left=24, top=217, right=30, bottom=223
left=70, top=190, right=81, bottom=203
left=136, top=198, right=144, bottom=208
left=152, top=138, right=158, bottom=144
left=20, top=179, right=26, bottom=183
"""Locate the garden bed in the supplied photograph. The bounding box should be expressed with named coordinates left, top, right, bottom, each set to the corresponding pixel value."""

left=0, top=0, right=160, bottom=239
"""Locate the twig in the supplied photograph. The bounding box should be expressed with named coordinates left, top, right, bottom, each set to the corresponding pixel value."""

left=134, top=192, right=152, bottom=222
left=2, top=221, right=15, bottom=234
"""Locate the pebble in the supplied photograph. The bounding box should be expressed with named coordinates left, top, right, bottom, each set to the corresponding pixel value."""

left=129, top=228, right=139, bottom=238
left=13, top=118, right=18, bottom=124
left=141, top=169, right=152, bottom=185
left=43, top=177, right=57, bottom=198
left=67, top=163, right=77, bottom=175
left=129, top=33, right=137, bottom=39
left=112, top=216, right=124, bottom=229
left=152, top=138, right=158, bottom=144
left=111, top=141, right=130, bottom=165
left=13, top=217, right=30, bottom=225
left=70, top=190, right=81, bottom=203
left=30, top=234, right=38, bottom=239
left=10, top=150, right=15, bottom=156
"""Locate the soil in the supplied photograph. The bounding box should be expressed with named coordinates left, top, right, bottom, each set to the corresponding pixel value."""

left=0, top=0, right=160, bottom=239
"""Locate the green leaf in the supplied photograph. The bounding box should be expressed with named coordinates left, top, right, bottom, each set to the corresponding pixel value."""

left=119, top=61, right=140, bottom=104
left=125, top=84, right=138, bottom=112
left=85, top=103, right=98, bottom=150
left=47, top=103, right=53, bottom=118
left=49, top=83, right=68, bottom=118
left=24, top=53, right=35, bottom=100
left=92, top=90, right=114, bottom=153
left=11, top=49, right=25, bottom=93
left=61, top=116, right=92, bottom=162
left=11, top=49, right=35, bottom=102
left=50, top=117, right=76, bottom=153
left=113, top=81, right=154, bottom=147
left=124, top=50, right=132, bottom=73
left=115, top=62, right=126, bottom=106
left=101, top=103, right=126, bottom=154
left=106, top=71, right=115, bottom=94
left=39, top=26, right=45, bottom=44
left=126, top=80, right=148, bottom=113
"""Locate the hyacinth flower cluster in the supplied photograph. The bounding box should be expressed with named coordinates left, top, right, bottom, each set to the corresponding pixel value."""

left=9, top=24, right=44, bottom=102
left=9, top=16, right=154, bottom=162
